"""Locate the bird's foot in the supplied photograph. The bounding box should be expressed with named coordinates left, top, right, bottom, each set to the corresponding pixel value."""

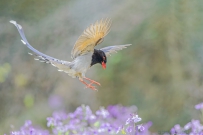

left=80, top=79, right=98, bottom=91
left=84, top=77, right=101, bottom=86
left=85, top=83, right=97, bottom=91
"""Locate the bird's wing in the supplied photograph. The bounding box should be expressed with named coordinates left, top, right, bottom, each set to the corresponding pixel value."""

left=100, top=44, right=131, bottom=57
left=71, top=18, right=111, bottom=59
left=10, top=20, right=71, bottom=71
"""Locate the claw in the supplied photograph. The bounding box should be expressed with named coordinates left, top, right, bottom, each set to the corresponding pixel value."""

left=85, top=84, right=97, bottom=91
left=84, top=77, right=101, bottom=86
left=80, top=79, right=98, bottom=91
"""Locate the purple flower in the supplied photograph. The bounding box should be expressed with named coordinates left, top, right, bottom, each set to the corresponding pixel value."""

left=96, top=107, right=110, bottom=119
left=137, top=124, right=145, bottom=132
left=24, top=120, right=32, bottom=127
left=47, top=117, right=57, bottom=127
left=116, top=126, right=123, bottom=134
left=108, top=105, right=137, bottom=122
left=10, top=120, right=49, bottom=135
left=132, top=114, right=142, bottom=123
left=125, top=114, right=142, bottom=125
left=195, top=102, right=203, bottom=110
left=52, top=111, right=67, bottom=121
left=184, top=122, right=191, bottom=130
left=126, top=125, right=133, bottom=133
left=11, top=132, right=19, bottom=135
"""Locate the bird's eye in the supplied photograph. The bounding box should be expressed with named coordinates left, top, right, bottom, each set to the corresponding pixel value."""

left=102, top=56, right=107, bottom=63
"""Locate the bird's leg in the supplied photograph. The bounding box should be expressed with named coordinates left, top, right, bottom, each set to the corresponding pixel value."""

left=79, top=79, right=97, bottom=91
left=83, top=77, right=101, bottom=86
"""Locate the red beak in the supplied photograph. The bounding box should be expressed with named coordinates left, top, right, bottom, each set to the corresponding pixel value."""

left=102, top=61, right=106, bottom=69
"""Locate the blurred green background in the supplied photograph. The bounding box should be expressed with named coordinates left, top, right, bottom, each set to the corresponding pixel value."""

left=1, top=0, right=203, bottom=134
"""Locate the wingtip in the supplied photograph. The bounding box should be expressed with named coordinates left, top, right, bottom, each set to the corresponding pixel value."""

left=125, top=44, right=132, bottom=47
left=99, top=18, right=112, bottom=26
left=121, top=44, right=132, bottom=48
left=122, top=44, right=132, bottom=47
left=21, top=40, right=26, bottom=45
left=10, top=20, right=16, bottom=24
left=10, top=20, right=22, bottom=29
left=103, top=17, right=112, bottom=22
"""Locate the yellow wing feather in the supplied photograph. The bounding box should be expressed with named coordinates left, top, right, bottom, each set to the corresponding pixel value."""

left=71, top=18, right=111, bottom=59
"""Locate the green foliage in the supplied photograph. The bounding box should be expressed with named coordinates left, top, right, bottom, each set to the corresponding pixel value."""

left=24, top=94, right=34, bottom=108
left=0, top=63, right=11, bottom=83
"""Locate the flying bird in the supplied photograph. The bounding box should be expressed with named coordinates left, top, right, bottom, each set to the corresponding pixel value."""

left=10, top=19, right=131, bottom=90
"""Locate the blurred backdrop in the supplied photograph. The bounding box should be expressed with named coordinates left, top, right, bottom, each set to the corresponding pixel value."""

left=1, top=0, right=203, bottom=134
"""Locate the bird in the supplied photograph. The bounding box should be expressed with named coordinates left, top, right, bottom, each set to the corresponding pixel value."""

left=10, top=18, right=131, bottom=90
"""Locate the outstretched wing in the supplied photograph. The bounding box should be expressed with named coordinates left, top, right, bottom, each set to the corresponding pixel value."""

left=100, top=44, right=131, bottom=57
left=71, top=18, right=111, bottom=59
left=10, top=20, right=71, bottom=71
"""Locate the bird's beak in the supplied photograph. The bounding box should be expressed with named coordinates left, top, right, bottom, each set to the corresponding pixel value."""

left=102, top=61, right=106, bottom=69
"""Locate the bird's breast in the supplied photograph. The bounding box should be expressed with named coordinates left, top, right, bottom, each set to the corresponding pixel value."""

left=72, top=52, right=93, bottom=75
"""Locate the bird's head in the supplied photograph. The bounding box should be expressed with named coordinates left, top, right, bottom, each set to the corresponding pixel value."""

left=91, top=49, right=107, bottom=69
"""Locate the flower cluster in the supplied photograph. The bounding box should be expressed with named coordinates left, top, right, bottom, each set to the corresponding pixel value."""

left=168, top=102, right=203, bottom=135
left=9, top=103, right=203, bottom=135
left=9, top=105, right=147, bottom=135
left=170, top=120, right=203, bottom=135
left=46, top=105, right=146, bottom=135
left=10, top=120, right=49, bottom=135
